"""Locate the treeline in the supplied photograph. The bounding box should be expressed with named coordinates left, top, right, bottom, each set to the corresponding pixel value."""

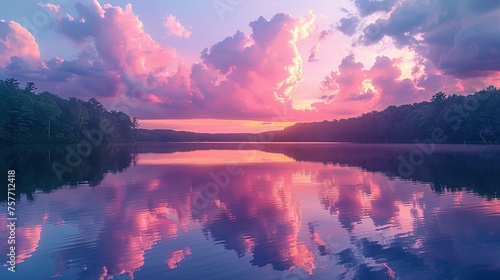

left=273, top=86, right=500, bottom=143
left=3, top=77, right=499, bottom=144
left=0, top=79, right=137, bottom=143
left=136, top=129, right=254, bottom=142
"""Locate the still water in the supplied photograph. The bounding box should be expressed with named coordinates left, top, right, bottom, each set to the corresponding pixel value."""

left=1, top=143, right=500, bottom=280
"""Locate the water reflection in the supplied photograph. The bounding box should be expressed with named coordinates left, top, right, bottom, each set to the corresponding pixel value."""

left=198, top=163, right=310, bottom=273
left=0, top=143, right=499, bottom=279
left=0, top=144, right=135, bottom=201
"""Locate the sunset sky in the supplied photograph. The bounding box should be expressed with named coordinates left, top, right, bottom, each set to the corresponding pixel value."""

left=1, top=0, right=499, bottom=132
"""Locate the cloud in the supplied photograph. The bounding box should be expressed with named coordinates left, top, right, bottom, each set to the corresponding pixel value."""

left=0, top=1, right=182, bottom=100
left=0, top=21, right=40, bottom=67
left=164, top=14, right=191, bottom=38
left=427, top=11, right=500, bottom=78
left=171, top=11, right=316, bottom=120
left=39, top=3, right=63, bottom=20
left=369, top=55, right=420, bottom=105
left=357, top=0, right=500, bottom=79
left=337, top=16, right=359, bottom=36
left=354, top=0, right=397, bottom=16
left=314, top=54, right=421, bottom=115
left=308, top=27, right=333, bottom=62
left=47, top=5, right=319, bottom=120
left=55, top=1, right=177, bottom=97
left=320, top=54, right=367, bottom=99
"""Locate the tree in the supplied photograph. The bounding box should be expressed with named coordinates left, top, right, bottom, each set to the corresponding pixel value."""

left=431, top=92, right=446, bottom=103
left=3, top=78, right=20, bottom=90
left=25, top=82, right=36, bottom=93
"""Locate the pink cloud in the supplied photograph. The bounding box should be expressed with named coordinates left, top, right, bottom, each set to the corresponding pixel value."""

left=0, top=20, right=40, bottom=67
left=55, top=1, right=177, bottom=97
left=45, top=1, right=316, bottom=121
left=137, top=11, right=317, bottom=120
left=369, top=56, right=420, bottom=106
left=0, top=4, right=384, bottom=122
left=49, top=5, right=321, bottom=121
left=313, top=50, right=500, bottom=120
left=40, top=3, right=63, bottom=20
left=314, top=54, right=422, bottom=116
left=313, top=54, right=373, bottom=116
left=186, top=12, right=316, bottom=119
left=320, top=54, right=369, bottom=101
left=164, top=14, right=191, bottom=38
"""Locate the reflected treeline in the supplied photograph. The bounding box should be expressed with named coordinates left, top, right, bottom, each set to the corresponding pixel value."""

left=260, top=143, right=500, bottom=199
left=2, top=142, right=499, bottom=202
left=0, top=144, right=135, bottom=201
left=137, top=143, right=500, bottom=199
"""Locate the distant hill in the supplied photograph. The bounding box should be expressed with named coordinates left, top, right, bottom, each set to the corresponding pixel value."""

left=136, top=129, right=254, bottom=142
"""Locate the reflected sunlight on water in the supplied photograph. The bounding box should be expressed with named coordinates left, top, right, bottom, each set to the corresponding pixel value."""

left=137, top=149, right=296, bottom=165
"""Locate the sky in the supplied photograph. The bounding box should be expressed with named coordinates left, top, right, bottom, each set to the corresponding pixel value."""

left=1, top=0, right=499, bottom=133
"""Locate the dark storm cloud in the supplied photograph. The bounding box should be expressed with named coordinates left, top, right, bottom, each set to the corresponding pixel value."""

left=427, top=12, right=500, bottom=77
left=361, top=0, right=427, bottom=46
left=357, top=0, right=500, bottom=78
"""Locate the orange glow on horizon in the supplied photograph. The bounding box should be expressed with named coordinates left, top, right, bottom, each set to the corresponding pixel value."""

left=138, top=119, right=296, bottom=133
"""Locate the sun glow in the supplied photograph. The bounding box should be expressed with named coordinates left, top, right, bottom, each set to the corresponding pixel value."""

left=139, top=119, right=295, bottom=133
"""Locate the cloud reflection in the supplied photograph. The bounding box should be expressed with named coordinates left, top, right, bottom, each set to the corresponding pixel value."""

left=2, top=148, right=500, bottom=279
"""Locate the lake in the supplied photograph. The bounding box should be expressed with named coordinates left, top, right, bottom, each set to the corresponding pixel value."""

left=1, top=142, right=500, bottom=280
